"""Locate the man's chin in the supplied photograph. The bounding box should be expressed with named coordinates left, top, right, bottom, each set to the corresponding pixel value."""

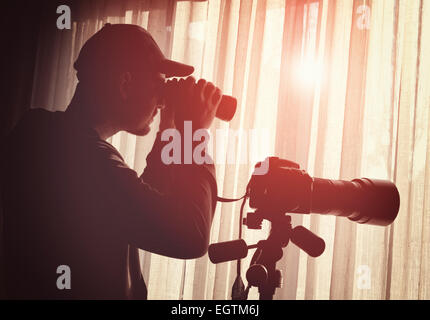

left=127, top=125, right=151, bottom=136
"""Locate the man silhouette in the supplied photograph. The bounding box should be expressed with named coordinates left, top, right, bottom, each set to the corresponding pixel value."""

left=2, top=24, right=221, bottom=299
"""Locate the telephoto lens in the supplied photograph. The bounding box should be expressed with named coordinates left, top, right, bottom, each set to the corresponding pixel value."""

left=310, top=178, right=400, bottom=226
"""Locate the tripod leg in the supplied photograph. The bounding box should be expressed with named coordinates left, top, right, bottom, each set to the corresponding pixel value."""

left=257, top=263, right=282, bottom=300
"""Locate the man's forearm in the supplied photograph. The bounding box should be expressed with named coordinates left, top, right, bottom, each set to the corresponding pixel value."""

left=130, top=130, right=218, bottom=258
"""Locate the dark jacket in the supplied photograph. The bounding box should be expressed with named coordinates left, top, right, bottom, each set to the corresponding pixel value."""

left=1, top=108, right=217, bottom=299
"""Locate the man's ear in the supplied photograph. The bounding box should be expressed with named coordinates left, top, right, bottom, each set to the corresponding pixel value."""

left=119, top=71, right=132, bottom=101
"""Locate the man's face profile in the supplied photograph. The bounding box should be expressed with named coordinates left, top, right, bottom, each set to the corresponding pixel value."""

left=115, top=65, right=166, bottom=137
left=71, top=24, right=195, bottom=139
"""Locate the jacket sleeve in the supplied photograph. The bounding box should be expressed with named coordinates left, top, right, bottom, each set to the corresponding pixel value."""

left=96, top=131, right=217, bottom=259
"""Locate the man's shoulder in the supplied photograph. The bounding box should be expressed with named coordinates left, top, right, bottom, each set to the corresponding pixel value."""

left=8, top=108, right=54, bottom=136
left=91, top=138, right=126, bottom=165
left=5, top=108, right=60, bottom=154
left=6, top=108, right=126, bottom=165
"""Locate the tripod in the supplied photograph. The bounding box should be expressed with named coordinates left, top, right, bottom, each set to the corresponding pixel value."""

left=211, top=155, right=399, bottom=300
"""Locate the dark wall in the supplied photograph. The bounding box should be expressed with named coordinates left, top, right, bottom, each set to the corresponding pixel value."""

left=0, top=0, right=62, bottom=299
left=0, top=1, right=63, bottom=140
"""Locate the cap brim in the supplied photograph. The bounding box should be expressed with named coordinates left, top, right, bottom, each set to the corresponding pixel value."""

left=159, top=59, right=194, bottom=78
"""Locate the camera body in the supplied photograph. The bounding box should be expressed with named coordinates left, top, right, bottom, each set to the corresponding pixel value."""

left=248, top=157, right=312, bottom=215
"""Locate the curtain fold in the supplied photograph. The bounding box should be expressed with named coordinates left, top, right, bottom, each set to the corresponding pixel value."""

left=27, top=0, right=430, bottom=299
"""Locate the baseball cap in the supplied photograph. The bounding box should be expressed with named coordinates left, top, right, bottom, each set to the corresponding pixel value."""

left=74, top=23, right=194, bottom=79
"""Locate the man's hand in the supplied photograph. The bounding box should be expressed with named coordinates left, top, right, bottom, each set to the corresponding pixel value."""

left=160, top=77, right=222, bottom=132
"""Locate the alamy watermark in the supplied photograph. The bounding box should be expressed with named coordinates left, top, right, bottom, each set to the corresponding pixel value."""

left=356, top=264, right=371, bottom=290
left=356, top=5, right=371, bottom=30
left=160, top=121, right=270, bottom=175
left=57, top=5, right=71, bottom=30
left=56, top=265, right=71, bottom=290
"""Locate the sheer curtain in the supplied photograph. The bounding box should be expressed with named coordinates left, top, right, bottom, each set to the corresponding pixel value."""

left=30, top=0, right=430, bottom=300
